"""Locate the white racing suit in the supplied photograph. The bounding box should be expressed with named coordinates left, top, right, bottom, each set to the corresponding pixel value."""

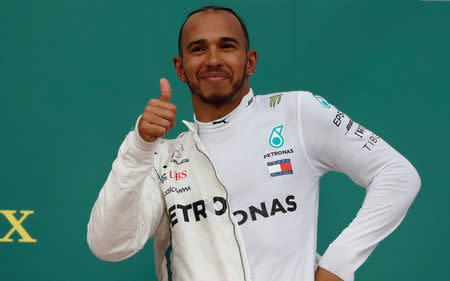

left=87, top=89, right=421, bottom=281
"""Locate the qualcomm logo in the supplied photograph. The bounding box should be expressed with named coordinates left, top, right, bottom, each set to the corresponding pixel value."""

left=269, top=125, right=284, bottom=148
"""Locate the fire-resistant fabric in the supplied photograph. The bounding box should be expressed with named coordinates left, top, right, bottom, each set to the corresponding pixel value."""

left=193, top=89, right=421, bottom=281
left=87, top=88, right=420, bottom=281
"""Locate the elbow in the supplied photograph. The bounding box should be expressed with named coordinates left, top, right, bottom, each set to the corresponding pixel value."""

left=382, top=157, right=421, bottom=208
left=87, top=221, right=114, bottom=262
left=87, top=237, right=110, bottom=262
left=412, top=167, right=421, bottom=200
left=403, top=161, right=421, bottom=204
left=86, top=220, right=133, bottom=262
left=409, top=162, right=421, bottom=197
left=88, top=243, right=123, bottom=262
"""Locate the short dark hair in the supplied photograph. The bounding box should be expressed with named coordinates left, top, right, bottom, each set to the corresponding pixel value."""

left=178, top=6, right=250, bottom=56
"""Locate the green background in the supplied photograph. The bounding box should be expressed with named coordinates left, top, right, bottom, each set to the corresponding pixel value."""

left=1, top=0, right=449, bottom=280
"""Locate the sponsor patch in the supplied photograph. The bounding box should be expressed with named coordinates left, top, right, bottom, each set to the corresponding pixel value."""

left=263, top=148, right=294, bottom=159
left=354, top=124, right=366, bottom=138
left=167, top=195, right=297, bottom=228
left=212, top=118, right=227, bottom=125
left=170, top=158, right=189, bottom=165
left=333, top=110, right=345, bottom=127
left=269, top=125, right=285, bottom=148
left=247, top=96, right=254, bottom=107
left=267, top=158, right=293, bottom=177
left=363, top=132, right=380, bottom=151
left=314, top=95, right=331, bottom=108
left=171, top=144, right=184, bottom=159
left=164, top=186, right=191, bottom=197
left=345, top=119, right=354, bottom=135
left=269, top=94, right=282, bottom=108
left=160, top=173, right=168, bottom=183
left=170, top=170, right=187, bottom=181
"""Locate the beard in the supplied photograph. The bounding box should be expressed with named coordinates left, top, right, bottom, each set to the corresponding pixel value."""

left=184, top=62, right=247, bottom=107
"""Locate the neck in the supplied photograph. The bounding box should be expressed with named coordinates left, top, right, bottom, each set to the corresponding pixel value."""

left=192, top=84, right=250, bottom=122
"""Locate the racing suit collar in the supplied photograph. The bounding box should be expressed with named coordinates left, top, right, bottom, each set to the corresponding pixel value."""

left=188, top=88, right=254, bottom=132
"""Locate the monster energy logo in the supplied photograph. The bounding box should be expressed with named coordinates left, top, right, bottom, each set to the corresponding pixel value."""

left=269, top=94, right=282, bottom=108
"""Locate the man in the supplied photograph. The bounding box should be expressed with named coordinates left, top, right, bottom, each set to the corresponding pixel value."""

left=87, top=6, right=421, bottom=281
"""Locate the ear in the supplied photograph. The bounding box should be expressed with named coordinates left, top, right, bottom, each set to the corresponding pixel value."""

left=173, top=56, right=186, bottom=83
left=246, top=50, right=257, bottom=77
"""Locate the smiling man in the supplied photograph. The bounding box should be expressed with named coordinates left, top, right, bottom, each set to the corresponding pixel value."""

left=174, top=8, right=256, bottom=122
left=87, top=6, right=421, bottom=281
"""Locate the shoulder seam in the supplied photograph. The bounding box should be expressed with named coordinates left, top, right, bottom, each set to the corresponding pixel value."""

left=296, top=93, right=321, bottom=176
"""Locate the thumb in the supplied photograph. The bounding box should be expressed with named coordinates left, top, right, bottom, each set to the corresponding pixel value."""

left=159, top=78, right=172, bottom=102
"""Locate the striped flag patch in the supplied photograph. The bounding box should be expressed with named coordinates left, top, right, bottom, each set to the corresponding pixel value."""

left=267, top=158, right=293, bottom=177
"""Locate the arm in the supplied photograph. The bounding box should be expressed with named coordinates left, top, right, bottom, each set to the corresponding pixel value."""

left=298, top=92, right=421, bottom=281
left=86, top=124, right=164, bottom=261
left=315, top=266, right=343, bottom=281
left=87, top=78, right=176, bottom=261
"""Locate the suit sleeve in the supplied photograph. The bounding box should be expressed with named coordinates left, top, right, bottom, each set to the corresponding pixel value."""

left=297, top=92, right=421, bottom=281
left=87, top=116, right=165, bottom=261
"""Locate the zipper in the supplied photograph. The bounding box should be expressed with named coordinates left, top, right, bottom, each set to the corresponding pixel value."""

left=165, top=227, right=173, bottom=281
left=194, top=141, right=248, bottom=281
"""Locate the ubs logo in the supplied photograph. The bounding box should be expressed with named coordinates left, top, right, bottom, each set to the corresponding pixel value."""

left=0, top=210, right=37, bottom=243
left=170, top=170, right=187, bottom=181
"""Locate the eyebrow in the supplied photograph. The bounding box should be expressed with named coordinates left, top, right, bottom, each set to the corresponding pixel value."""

left=220, top=37, right=239, bottom=44
left=186, top=37, right=240, bottom=51
left=186, top=39, right=207, bottom=51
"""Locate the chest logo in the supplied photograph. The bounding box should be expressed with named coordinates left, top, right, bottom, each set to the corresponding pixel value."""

left=267, top=158, right=293, bottom=177
left=269, top=125, right=285, bottom=148
left=269, top=94, right=282, bottom=107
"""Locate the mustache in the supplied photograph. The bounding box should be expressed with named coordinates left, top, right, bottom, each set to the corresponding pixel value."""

left=199, top=67, right=231, bottom=79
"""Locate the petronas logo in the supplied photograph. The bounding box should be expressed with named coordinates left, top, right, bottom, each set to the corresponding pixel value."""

left=269, top=125, right=284, bottom=148
left=269, top=94, right=282, bottom=107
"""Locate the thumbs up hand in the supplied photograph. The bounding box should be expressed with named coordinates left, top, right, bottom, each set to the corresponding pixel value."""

left=138, top=78, right=177, bottom=142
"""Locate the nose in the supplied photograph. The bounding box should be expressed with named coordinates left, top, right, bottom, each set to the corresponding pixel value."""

left=205, top=47, right=223, bottom=67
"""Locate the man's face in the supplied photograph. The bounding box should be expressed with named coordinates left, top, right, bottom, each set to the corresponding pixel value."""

left=174, top=11, right=254, bottom=106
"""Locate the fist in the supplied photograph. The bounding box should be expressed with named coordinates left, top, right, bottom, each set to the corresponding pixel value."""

left=138, top=78, right=177, bottom=142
